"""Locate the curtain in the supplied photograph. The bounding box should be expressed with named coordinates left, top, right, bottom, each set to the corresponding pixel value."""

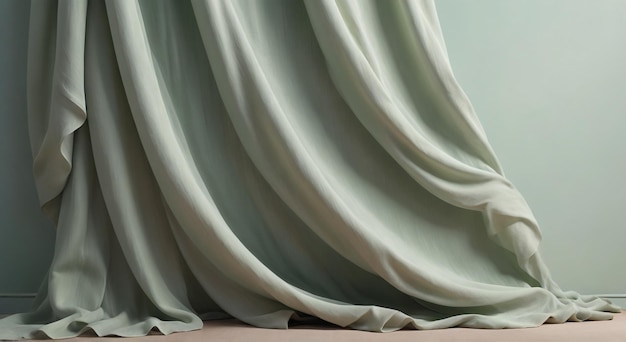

left=0, top=0, right=619, bottom=339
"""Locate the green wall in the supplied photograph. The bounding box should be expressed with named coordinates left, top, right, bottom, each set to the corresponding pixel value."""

left=0, top=0, right=624, bottom=312
left=0, top=0, right=55, bottom=314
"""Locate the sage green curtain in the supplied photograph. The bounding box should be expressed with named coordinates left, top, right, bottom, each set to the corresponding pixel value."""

left=0, top=0, right=619, bottom=339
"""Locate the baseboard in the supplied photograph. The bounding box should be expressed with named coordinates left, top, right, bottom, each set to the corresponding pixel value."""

left=1, top=294, right=624, bottom=315
left=0, top=295, right=35, bottom=314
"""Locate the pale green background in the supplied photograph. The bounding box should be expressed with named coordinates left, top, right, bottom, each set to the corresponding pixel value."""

left=436, top=0, right=626, bottom=308
left=0, top=0, right=624, bottom=313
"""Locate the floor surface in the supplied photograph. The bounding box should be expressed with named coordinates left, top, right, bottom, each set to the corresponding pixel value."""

left=15, top=311, right=625, bottom=342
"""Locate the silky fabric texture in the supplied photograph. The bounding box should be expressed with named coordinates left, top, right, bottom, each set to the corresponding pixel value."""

left=0, top=0, right=619, bottom=339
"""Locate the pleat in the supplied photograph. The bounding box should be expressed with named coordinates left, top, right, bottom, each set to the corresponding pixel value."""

left=304, top=0, right=542, bottom=276
left=85, top=0, right=203, bottom=334
left=137, top=0, right=428, bottom=311
left=104, top=0, right=439, bottom=330
left=191, top=0, right=535, bottom=306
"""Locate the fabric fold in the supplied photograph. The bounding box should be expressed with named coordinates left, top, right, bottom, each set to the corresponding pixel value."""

left=303, top=0, right=545, bottom=280
left=27, top=0, right=88, bottom=221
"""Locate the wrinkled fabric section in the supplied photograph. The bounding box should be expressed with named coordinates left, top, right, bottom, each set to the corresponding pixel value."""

left=0, top=0, right=619, bottom=339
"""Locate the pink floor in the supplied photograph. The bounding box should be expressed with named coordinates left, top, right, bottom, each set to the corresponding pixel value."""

left=22, top=311, right=625, bottom=342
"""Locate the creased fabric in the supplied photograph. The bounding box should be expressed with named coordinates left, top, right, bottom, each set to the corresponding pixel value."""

left=0, top=0, right=619, bottom=339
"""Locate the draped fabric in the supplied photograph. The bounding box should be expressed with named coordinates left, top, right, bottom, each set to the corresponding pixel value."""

left=0, top=0, right=619, bottom=339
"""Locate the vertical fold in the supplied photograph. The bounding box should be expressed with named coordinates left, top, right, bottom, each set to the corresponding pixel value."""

left=27, top=0, right=88, bottom=221
left=86, top=0, right=203, bottom=334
